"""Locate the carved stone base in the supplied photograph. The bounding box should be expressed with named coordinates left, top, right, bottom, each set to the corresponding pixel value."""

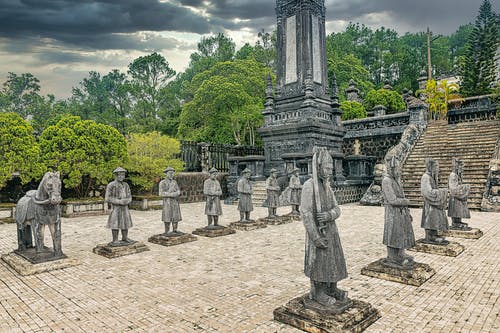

left=257, top=216, right=293, bottom=225
left=439, top=228, right=483, bottom=239
left=93, top=241, right=150, bottom=258
left=284, top=212, right=301, bottom=221
left=1, top=252, right=80, bottom=276
left=148, top=233, right=198, bottom=247
left=273, top=294, right=380, bottom=333
left=229, top=220, right=267, bottom=231
left=361, top=258, right=435, bottom=286
left=408, top=239, right=465, bottom=257
left=192, top=225, right=236, bottom=238
left=14, top=247, right=66, bottom=264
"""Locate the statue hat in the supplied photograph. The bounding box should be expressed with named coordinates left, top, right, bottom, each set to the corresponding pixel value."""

left=208, top=167, right=219, bottom=174
left=242, top=168, right=252, bottom=174
left=164, top=166, right=175, bottom=173
left=270, top=168, right=278, bottom=173
left=113, top=167, right=127, bottom=174
left=292, top=167, right=300, bottom=172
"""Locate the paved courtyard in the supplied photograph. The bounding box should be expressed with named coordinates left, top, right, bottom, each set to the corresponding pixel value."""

left=0, top=202, right=498, bottom=333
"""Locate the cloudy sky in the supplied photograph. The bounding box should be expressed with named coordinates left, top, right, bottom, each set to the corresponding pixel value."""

left=0, top=0, right=497, bottom=98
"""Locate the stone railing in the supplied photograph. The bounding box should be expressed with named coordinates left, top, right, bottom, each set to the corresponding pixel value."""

left=447, top=95, right=498, bottom=124
left=343, top=112, right=410, bottom=139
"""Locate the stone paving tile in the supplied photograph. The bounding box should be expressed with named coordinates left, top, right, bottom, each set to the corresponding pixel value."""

left=0, top=203, right=498, bottom=333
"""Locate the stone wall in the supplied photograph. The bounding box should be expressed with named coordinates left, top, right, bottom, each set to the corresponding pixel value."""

left=333, top=184, right=370, bottom=204
left=343, top=135, right=402, bottom=163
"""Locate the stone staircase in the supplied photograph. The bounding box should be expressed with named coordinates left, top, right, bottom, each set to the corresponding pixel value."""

left=402, top=120, right=500, bottom=210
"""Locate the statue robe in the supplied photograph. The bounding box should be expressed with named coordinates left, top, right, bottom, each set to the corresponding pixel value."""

left=448, top=172, right=470, bottom=219
left=266, top=176, right=280, bottom=208
left=105, top=180, right=133, bottom=229
left=381, top=175, right=415, bottom=249
left=289, top=174, right=302, bottom=205
left=159, top=178, right=182, bottom=223
left=237, top=177, right=253, bottom=212
left=300, top=178, right=347, bottom=283
left=420, top=172, right=448, bottom=231
left=204, top=178, right=222, bottom=216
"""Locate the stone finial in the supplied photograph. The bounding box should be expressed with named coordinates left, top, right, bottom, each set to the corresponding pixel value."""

left=265, top=74, right=275, bottom=108
left=382, top=80, right=393, bottom=90
left=345, top=79, right=361, bottom=102
left=402, top=88, right=409, bottom=102
left=373, top=104, right=387, bottom=117
left=331, top=72, right=339, bottom=102
left=417, top=69, right=428, bottom=91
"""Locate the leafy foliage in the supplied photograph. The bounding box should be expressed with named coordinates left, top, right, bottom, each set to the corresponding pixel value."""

left=39, top=115, right=128, bottom=197
left=0, top=113, right=43, bottom=188
left=364, top=89, right=406, bottom=114
left=424, top=79, right=462, bottom=120
left=340, top=101, right=367, bottom=120
left=124, top=132, right=183, bottom=193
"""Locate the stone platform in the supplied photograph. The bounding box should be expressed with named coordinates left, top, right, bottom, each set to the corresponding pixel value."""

left=361, top=258, right=435, bottom=286
left=148, top=233, right=197, bottom=247
left=439, top=228, right=483, bottom=239
left=229, top=220, right=267, bottom=231
left=273, top=294, right=380, bottom=333
left=93, top=241, right=150, bottom=258
left=257, top=216, right=293, bottom=226
left=1, top=251, right=80, bottom=276
left=192, top=225, right=236, bottom=238
left=408, top=239, right=465, bottom=257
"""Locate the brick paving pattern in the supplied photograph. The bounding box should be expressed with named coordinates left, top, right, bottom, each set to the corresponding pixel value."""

left=0, top=203, right=498, bottom=333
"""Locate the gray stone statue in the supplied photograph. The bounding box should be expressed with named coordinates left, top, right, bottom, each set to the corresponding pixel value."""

left=105, top=167, right=134, bottom=246
left=266, top=168, right=280, bottom=218
left=421, top=158, right=449, bottom=244
left=15, top=171, right=63, bottom=260
left=289, top=167, right=302, bottom=215
left=237, top=168, right=253, bottom=222
left=448, top=158, right=471, bottom=230
left=204, top=167, right=223, bottom=228
left=300, top=147, right=350, bottom=310
left=159, top=167, right=182, bottom=235
left=381, top=156, right=415, bottom=268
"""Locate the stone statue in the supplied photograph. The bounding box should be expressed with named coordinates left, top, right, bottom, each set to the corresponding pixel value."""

left=105, top=167, right=134, bottom=246
left=421, top=158, right=449, bottom=244
left=288, top=167, right=302, bottom=215
left=237, top=168, right=253, bottom=222
left=204, top=167, right=223, bottom=228
left=381, top=156, right=415, bottom=268
left=300, top=147, right=350, bottom=310
left=266, top=168, right=280, bottom=218
left=15, top=171, right=63, bottom=259
left=159, top=167, right=182, bottom=235
left=448, top=158, right=471, bottom=230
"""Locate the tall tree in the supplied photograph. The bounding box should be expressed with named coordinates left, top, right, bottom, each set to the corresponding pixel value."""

left=459, top=0, right=499, bottom=97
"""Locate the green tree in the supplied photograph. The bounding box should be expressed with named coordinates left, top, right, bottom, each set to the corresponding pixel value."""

left=0, top=72, right=42, bottom=118
left=125, top=132, right=183, bottom=194
left=340, top=101, right=367, bottom=120
left=128, top=52, right=176, bottom=132
left=364, top=88, right=406, bottom=114
left=459, top=0, right=499, bottom=97
left=39, top=115, right=128, bottom=198
left=0, top=113, right=43, bottom=188
left=425, top=79, right=462, bottom=120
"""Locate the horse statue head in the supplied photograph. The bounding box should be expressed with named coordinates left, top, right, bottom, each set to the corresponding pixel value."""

left=37, top=171, right=62, bottom=205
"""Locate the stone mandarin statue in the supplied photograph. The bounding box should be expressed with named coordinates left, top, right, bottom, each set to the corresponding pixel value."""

left=421, top=158, right=449, bottom=244
left=288, top=167, right=302, bottom=215
left=448, top=158, right=471, bottom=230
left=300, top=147, right=349, bottom=309
left=381, top=156, right=415, bottom=268
left=237, top=168, right=254, bottom=222
left=203, top=167, right=223, bottom=228
left=105, top=167, right=134, bottom=246
left=159, top=167, right=182, bottom=235
left=266, top=168, right=281, bottom=218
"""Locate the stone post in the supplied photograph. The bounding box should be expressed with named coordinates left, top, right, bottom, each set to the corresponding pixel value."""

left=345, top=79, right=361, bottom=103
left=198, top=142, right=210, bottom=172
left=408, top=97, right=428, bottom=129
left=373, top=105, right=387, bottom=117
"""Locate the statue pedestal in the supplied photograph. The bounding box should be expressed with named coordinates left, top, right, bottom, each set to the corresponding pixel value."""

left=192, top=225, right=236, bottom=238
left=439, top=228, right=483, bottom=239
left=284, top=212, right=301, bottom=221
left=229, top=220, right=267, bottom=231
left=273, top=294, right=380, bottom=333
left=257, top=216, right=293, bottom=226
left=93, top=241, right=150, bottom=258
left=148, top=233, right=197, bottom=247
left=408, top=239, right=465, bottom=257
left=361, top=258, right=435, bottom=286
left=1, top=251, right=80, bottom=276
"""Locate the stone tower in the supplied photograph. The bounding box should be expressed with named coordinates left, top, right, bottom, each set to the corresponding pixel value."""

left=258, top=0, right=344, bottom=174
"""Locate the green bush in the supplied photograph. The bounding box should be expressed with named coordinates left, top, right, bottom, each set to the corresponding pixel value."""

left=340, top=101, right=367, bottom=120
left=364, top=89, right=406, bottom=114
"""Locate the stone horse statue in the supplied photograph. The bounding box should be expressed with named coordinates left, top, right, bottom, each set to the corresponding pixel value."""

left=15, top=171, right=63, bottom=258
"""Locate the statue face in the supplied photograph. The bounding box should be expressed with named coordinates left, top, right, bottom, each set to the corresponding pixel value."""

left=243, top=172, right=251, bottom=179
left=166, top=171, right=175, bottom=179
left=210, top=172, right=217, bottom=180
left=319, top=161, right=333, bottom=180
left=115, top=172, right=126, bottom=182
left=271, top=171, right=277, bottom=178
